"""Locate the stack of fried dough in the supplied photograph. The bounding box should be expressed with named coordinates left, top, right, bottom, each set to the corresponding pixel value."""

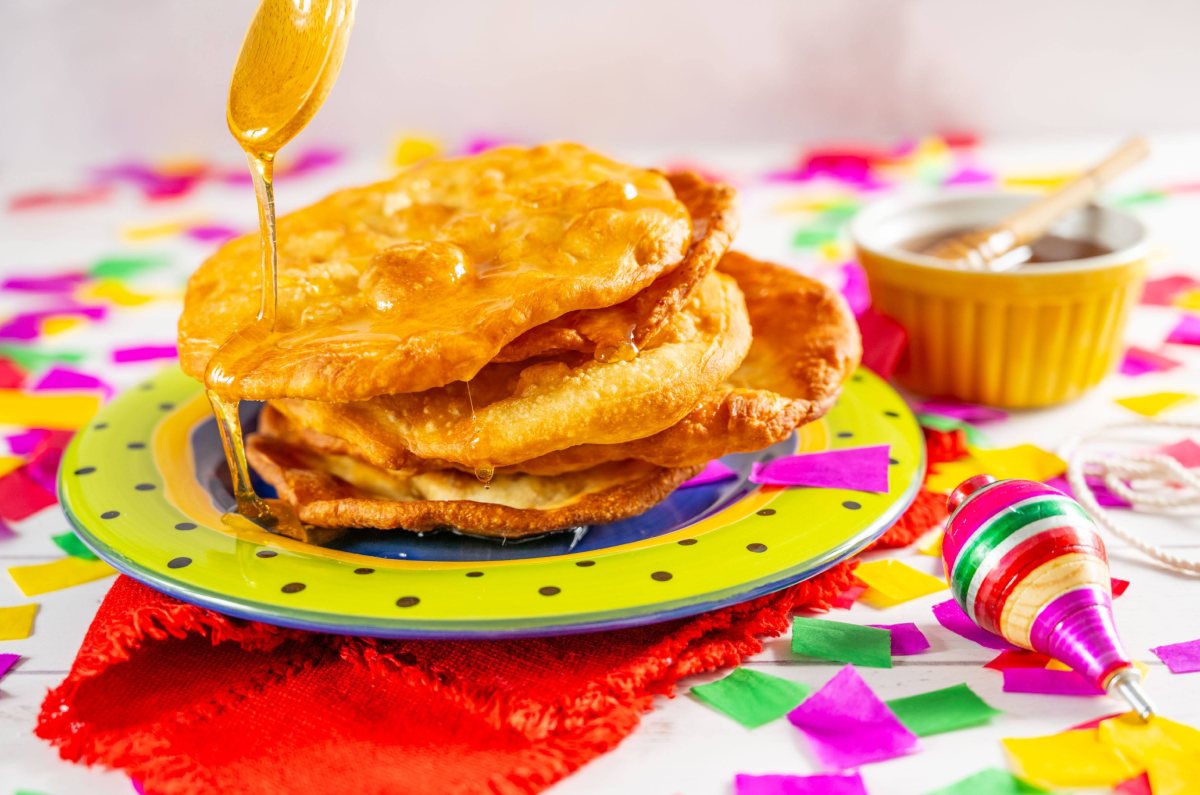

left=178, top=143, right=861, bottom=542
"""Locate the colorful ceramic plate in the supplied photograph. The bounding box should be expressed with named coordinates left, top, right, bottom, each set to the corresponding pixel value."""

left=60, top=366, right=923, bottom=638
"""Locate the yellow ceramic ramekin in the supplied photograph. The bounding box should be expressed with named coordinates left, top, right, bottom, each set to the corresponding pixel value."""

left=850, top=192, right=1149, bottom=408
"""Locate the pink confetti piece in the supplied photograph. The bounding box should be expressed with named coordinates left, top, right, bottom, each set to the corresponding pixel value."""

left=8, top=185, right=112, bottom=212
left=1068, top=712, right=1125, bottom=731
left=1002, top=667, right=1104, bottom=696
left=1150, top=637, right=1200, bottom=673
left=857, top=309, right=907, bottom=379
left=0, top=358, right=23, bottom=389
left=112, top=344, right=178, bottom=363
left=679, top=460, right=738, bottom=489
left=0, top=467, right=57, bottom=520
left=1111, top=577, right=1130, bottom=598
left=1119, top=345, right=1182, bottom=376
left=932, top=599, right=1018, bottom=650
left=1115, top=773, right=1153, bottom=795
left=829, top=584, right=867, bottom=611
left=93, top=162, right=201, bottom=200
left=0, top=306, right=107, bottom=341
left=943, top=166, right=994, bottom=187
left=0, top=652, right=19, bottom=681
left=33, top=366, right=114, bottom=398
left=916, top=400, right=1007, bottom=424
left=283, top=146, right=343, bottom=177
left=1, top=273, right=88, bottom=293
left=1166, top=314, right=1200, bottom=346
left=984, top=649, right=1052, bottom=670
left=185, top=224, right=242, bottom=244
left=25, top=443, right=64, bottom=494
left=1156, top=438, right=1200, bottom=468
left=750, top=445, right=890, bottom=493
left=1044, top=475, right=1131, bottom=509
left=786, top=665, right=920, bottom=770
left=735, top=771, right=867, bottom=795
left=868, top=622, right=930, bottom=656
left=839, top=262, right=870, bottom=317
left=1141, top=274, right=1199, bottom=306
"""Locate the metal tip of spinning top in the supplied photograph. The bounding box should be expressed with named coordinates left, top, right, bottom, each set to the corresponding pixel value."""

left=947, top=474, right=998, bottom=513
left=1107, top=667, right=1156, bottom=722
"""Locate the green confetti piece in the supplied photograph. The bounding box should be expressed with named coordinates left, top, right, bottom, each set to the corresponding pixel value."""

left=89, top=254, right=170, bottom=280
left=886, top=683, right=1001, bottom=737
left=0, top=345, right=85, bottom=372
left=819, top=201, right=860, bottom=222
left=690, top=667, right=811, bottom=728
left=1114, top=190, right=1167, bottom=207
left=792, top=224, right=841, bottom=248
left=791, top=617, right=892, bottom=668
left=925, top=768, right=1048, bottom=795
left=915, top=412, right=990, bottom=447
left=51, top=531, right=98, bottom=561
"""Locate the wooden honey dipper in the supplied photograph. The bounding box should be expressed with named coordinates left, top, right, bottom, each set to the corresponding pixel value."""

left=923, top=136, right=1150, bottom=270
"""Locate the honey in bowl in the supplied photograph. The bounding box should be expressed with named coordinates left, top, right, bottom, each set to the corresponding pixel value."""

left=903, top=228, right=1113, bottom=264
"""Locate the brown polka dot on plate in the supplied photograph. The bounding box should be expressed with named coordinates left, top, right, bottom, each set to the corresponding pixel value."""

left=539, top=586, right=561, bottom=596
left=746, top=543, right=768, bottom=553
left=281, top=582, right=306, bottom=594
left=167, top=557, right=191, bottom=569
left=651, top=571, right=673, bottom=582
left=395, top=596, right=420, bottom=608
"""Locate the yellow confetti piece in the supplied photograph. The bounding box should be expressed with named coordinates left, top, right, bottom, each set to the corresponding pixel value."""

left=0, top=456, right=23, bottom=477
left=1003, top=730, right=1141, bottom=788
left=120, top=218, right=194, bottom=243
left=1173, top=289, right=1200, bottom=313
left=1149, top=755, right=1200, bottom=795
left=854, top=559, right=948, bottom=608
left=40, top=315, right=86, bottom=336
left=1098, top=713, right=1200, bottom=764
left=817, top=241, right=845, bottom=262
left=1115, top=392, right=1197, bottom=418
left=77, top=279, right=157, bottom=307
left=1044, top=658, right=1148, bottom=679
left=772, top=195, right=857, bottom=215
left=391, top=135, right=442, bottom=168
left=8, top=557, right=116, bottom=597
left=1001, top=172, right=1080, bottom=191
left=917, top=528, right=944, bottom=557
left=0, top=390, right=100, bottom=430
left=926, top=444, right=1066, bottom=494
left=0, top=602, right=38, bottom=640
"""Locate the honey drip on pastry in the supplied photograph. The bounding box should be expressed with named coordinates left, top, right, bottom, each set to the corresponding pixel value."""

left=209, top=0, right=356, bottom=526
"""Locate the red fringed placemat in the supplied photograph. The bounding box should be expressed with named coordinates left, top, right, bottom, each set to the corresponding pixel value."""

left=37, top=458, right=950, bottom=795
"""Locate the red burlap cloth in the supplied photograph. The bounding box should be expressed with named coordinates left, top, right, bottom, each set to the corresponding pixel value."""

left=36, top=442, right=953, bottom=795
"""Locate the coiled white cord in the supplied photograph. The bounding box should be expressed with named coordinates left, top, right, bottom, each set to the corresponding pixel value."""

left=1061, top=419, right=1200, bottom=574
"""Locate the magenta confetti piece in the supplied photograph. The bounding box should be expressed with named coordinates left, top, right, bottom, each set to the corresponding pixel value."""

left=1141, top=274, right=1199, bottom=306
left=932, top=599, right=1018, bottom=650
left=786, top=665, right=919, bottom=770
left=93, top=162, right=200, bottom=200
left=679, top=460, right=737, bottom=489
left=460, top=136, right=510, bottom=155
left=1, top=272, right=88, bottom=293
left=1001, top=667, right=1104, bottom=696
left=25, top=445, right=64, bottom=493
left=33, top=366, right=113, bottom=397
left=112, top=344, right=178, bottom=363
left=1150, top=637, right=1200, bottom=673
left=0, top=653, right=19, bottom=681
left=916, top=400, right=1007, bottom=424
left=839, top=262, right=870, bottom=317
left=6, top=429, right=50, bottom=456
left=735, top=771, right=867, bottom=795
left=0, top=517, right=14, bottom=541
left=1043, top=475, right=1131, bottom=509
left=185, top=224, right=242, bottom=244
left=943, top=166, right=994, bottom=187
left=0, top=306, right=106, bottom=341
left=1166, top=314, right=1200, bottom=346
left=1119, top=346, right=1182, bottom=376
left=1156, top=438, right=1200, bottom=468
left=750, top=445, right=890, bottom=493
left=132, top=779, right=146, bottom=795
left=868, top=622, right=930, bottom=656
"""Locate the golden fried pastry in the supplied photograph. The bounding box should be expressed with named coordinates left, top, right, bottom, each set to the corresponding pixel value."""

left=269, top=271, right=752, bottom=469
left=246, top=432, right=701, bottom=538
left=179, top=143, right=702, bottom=401
left=276, top=253, right=860, bottom=476
left=492, top=172, right=739, bottom=363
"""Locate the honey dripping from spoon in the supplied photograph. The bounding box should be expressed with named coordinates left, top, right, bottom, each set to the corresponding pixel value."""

left=207, top=0, right=356, bottom=528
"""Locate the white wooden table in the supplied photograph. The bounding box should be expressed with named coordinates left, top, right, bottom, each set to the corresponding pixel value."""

left=1, top=137, right=1199, bottom=794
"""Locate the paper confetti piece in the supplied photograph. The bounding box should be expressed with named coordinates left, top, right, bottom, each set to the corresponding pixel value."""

left=917, top=528, right=943, bottom=557
left=1111, top=577, right=1130, bottom=597
left=80, top=279, right=158, bottom=307
left=8, top=185, right=112, bottom=212
left=1142, top=274, right=1199, bottom=306
left=1044, top=473, right=1132, bottom=508
left=786, top=665, right=919, bottom=769
left=838, top=262, right=870, bottom=317
left=1115, top=392, right=1197, bottom=418
left=1115, top=774, right=1153, bottom=795
left=1, top=273, right=88, bottom=293
left=691, top=668, right=811, bottom=728
left=0, top=389, right=100, bottom=429
left=984, top=650, right=1051, bottom=670
left=750, top=445, right=890, bottom=493
left=0, top=517, right=14, bottom=541
left=1003, top=730, right=1140, bottom=788
left=857, top=310, right=907, bottom=379
left=1098, top=713, right=1200, bottom=763
left=792, top=617, right=892, bottom=668
left=119, top=218, right=194, bottom=242
left=1176, top=289, right=1200, bottom=312
left=926, top=445, right=1066, bottom=495
left=1166, top=314, right=1200, bottom=346
left=112, top=344, right=178, bottom=363
left=853, top=559, right=947, bottom=607
left=1119, top=346, right=1182, bottom=376
left=185, top=224, right=241, bottom=244
left=0, top=652, right=19, bottom=682
left=932, top=599, right=1017, bottom=650
left=916, top=412, right=989, bottom=447
left=0, top=357, right=24, bottom=389
left=40, top=316, right=86, bottom=336
left=0, top=345, right=84, bottom=371
left=679, top=460, right=738, bottom=489
left=734, top=771, right=866, bottom=795
left=916, top=400, right=1007, bottom=424
left=32, top=366, right=113, bottom=398
left=391, top=135, right=442, bottom=168
left=885, top=683, right=1000, bottom=736
left=1002, top=667, right=1103, bottom=696
left=925, top=768, right=1048, bottom=795
left=0, top=456, right=22, bottom=478
left=8, top=557, right=115, bottom=596
left=1002, top=172, right=1079, bottom=191
left=5, top=429, right=49, bottom=455
left=89, top=254, right=169, bottom=280
left=0, top=603, right=38, bottom=640
left=50, top=531, right=97, bottom=561
left=0, top=468, right=57, bottom=520
left=1150, top=637, right=1200, bottom=673
left=0, top=306, right=106, bottom=341
left=943, top=167, right=995, bottom=188
left=867, top=622, right=930, bottom=655
left=1157, top=438, right=1200, bottom=468
left=829, top=584, right=866, bottom=610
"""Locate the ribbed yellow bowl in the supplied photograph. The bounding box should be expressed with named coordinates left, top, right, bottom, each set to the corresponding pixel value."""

left=851, top=193, right=1148, bottom=408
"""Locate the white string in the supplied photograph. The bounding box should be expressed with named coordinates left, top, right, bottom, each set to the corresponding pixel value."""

left=1060, top=419, right=1200, bottom=574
